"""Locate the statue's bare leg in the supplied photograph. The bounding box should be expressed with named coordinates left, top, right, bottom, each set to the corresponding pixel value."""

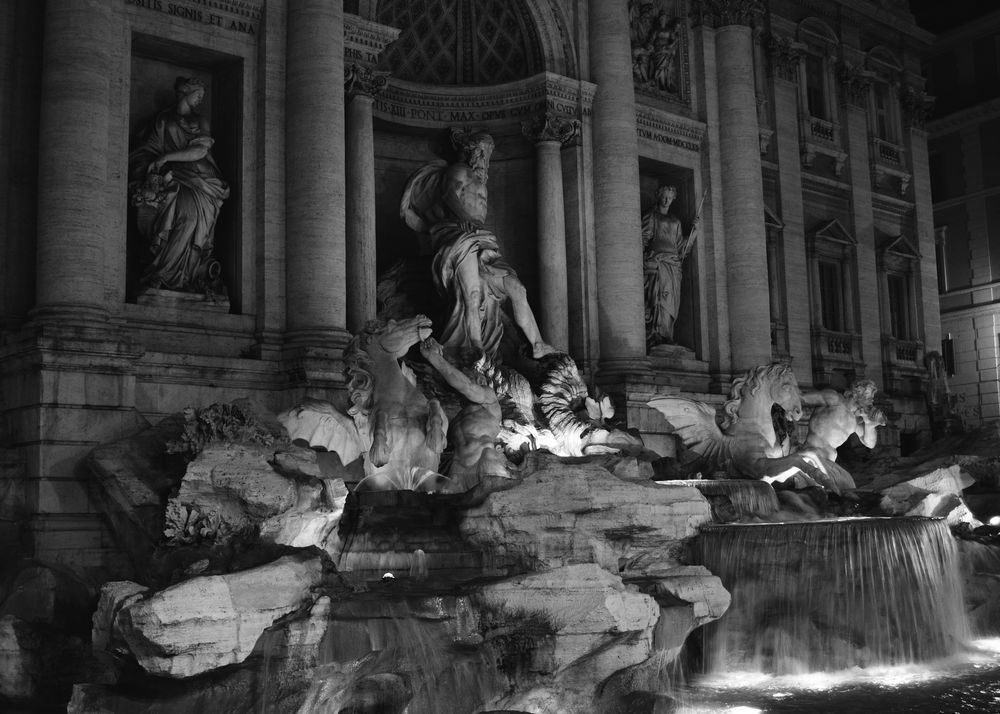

left=503, top=275, right=557, bottom=359
left=455, top=252, right=484, bottom=353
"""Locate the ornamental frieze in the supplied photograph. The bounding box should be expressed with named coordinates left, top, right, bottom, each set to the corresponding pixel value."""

left=372, top=73, right=595, bottom=128
left=693, top=0, right=765, bottom=28
left=635, top=106, right=706, bottom=152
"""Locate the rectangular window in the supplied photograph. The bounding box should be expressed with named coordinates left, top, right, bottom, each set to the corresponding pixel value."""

left=818, top=260, right=843, bottom=331
left=887, top=274, right=910, bottom=339
left=805, top=54, right=827, bottom=120
left=873, top=83, right=896, bottom=143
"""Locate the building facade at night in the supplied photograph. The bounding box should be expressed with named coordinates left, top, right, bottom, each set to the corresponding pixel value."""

left=0, top=0, right=937, bottom=573
left=926, top=9, right=1000, bottom=430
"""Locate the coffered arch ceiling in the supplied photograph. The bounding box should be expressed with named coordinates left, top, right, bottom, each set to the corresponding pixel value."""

left=371, top=0, right=576, bottom=84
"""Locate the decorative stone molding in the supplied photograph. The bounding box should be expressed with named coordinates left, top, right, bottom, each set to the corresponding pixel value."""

left=344, top=64, right=389, bottom=99
left=765, top=35, right=801, bottom=82
left=344, top=13, right=400, bottom=68
left=694, top=0, right=764, bottom=28
left=522, top=112, right=580, bottom=146
left=373, top=72, right=595, bottom=128
left=635, top=105, right=706, bottom=152
left=759, top=127, right=773, bottom=155
left=837, top=61, right=873, bottom=108
left=899, top=85, right=934, bottom=130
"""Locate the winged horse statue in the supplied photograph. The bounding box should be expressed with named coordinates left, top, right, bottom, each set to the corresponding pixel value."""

left=650, top=363, right=838, bottom=492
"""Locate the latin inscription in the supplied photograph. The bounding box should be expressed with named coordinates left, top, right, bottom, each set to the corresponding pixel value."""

left=124, top=0, right=258, bottom=36
left=374, top=98, right=588, bottom=124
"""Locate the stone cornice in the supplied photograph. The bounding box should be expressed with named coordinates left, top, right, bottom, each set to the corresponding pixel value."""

left=635, top=105, right=706, bottom=152
left=373, top=72, right=596, bottom=128
left=344, top=13, right=400, bottom=67
left=927, top=97, right=1000, bottom=135
left=521, top=112, right=580, bottom=146
left=776, top=0, right=933, bottom=45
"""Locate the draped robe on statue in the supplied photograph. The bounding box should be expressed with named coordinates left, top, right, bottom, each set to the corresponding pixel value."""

left=401, top=161, right=518, bottom=360
left=642, top=209, right=685, bottom=345
left=129, top=110, right=230, bottom=291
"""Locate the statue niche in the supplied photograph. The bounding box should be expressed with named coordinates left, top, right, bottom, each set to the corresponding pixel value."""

left=128, top=76, right=230, bottom=299
left=642, top=184, right=701, bottom=349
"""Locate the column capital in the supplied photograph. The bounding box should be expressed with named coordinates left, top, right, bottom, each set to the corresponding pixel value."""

left=837, top=61, right=873, bottom=108
left=345, top=63, right=389, bottom=99
left=521, top=112, right=580, bottom=147
left=899, top=84, right=934, bottom=130
left=765, top=34, right=801, bottom=83
left=694, top=0, right=764, bottom=28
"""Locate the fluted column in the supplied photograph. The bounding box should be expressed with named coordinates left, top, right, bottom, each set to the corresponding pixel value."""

left=345, top=65, right=387, bottom=333
left=704, top=0, right=771, bottom=370
left=522, top=113, right=579, bottom=353
left=589, top=0, right=649, bottom=377
left=34, top=0, right=114, bottom=325
left=285, top=0, right=347, bottom=348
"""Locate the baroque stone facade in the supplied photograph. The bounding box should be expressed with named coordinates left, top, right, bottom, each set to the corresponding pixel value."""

left=926, top=10, right=1000, bottom=431
left=0, top=0, right=938, bottom=569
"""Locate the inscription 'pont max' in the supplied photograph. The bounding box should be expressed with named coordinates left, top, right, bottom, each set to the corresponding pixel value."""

left=124, top=0, right=258, bottom=36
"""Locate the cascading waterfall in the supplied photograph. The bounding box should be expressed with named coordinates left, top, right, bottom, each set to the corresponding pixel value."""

left=695, top=517, right=971, bottom=675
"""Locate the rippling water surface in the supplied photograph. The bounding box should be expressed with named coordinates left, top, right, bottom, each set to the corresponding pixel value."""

left=672, top=639, right=1000, bottom=714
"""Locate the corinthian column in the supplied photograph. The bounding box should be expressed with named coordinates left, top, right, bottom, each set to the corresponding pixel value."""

left=285, top=0, right=347, bottom=351
left=34, top=0, right=114, bottom=325
left=703, top=0, right=771, bottom=370
left=590, top=0, right=649, bottom=377
left=522, top=113, right=579, bottom=352
left=345, top=64, right=388, bottom=333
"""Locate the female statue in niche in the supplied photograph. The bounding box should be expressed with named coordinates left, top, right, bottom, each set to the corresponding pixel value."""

left=128, top=76, right=230, bottom=295
left=642, top=184, right=701, bottom=347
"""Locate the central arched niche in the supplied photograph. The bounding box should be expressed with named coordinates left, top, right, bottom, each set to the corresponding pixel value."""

left=369, top=0, right=580, bottom=337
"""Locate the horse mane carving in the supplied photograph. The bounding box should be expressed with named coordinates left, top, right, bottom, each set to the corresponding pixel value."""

left=721, top=363, right=795, bottom=430
left=650, top=362, right=831, bottom=489
left=344, top=321, right=381, bottom=419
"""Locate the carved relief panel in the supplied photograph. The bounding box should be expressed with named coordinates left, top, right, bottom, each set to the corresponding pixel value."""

left=629, top=0, right=690, bottom=106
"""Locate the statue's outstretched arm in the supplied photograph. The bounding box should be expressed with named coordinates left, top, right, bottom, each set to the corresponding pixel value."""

left=420, top=338, right=495, bottom=406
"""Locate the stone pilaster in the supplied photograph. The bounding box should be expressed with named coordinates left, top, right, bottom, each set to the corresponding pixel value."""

left=285, top=0, right=348, bottom=365
left=345, top=64, right=388, bottom=333
left=908, top=96, right=941, bottom=357
left=589, top=0, right=649, bottom=379
left=34, top=0, right=115, bottom=326
left=704, top=0, right=771, bottom=370
left=522, top=112, right=579, bottom=353
left=769, top=48, right=813, bottom=383
left=841, top=73, right=881, bottom=388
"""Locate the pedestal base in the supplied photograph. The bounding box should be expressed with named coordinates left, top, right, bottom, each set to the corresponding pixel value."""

left=137, top=288, right=230, bottom=314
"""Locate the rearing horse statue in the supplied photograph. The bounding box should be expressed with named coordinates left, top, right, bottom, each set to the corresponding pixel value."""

left=278, top=315, right=448, bottom=491
left=650, top=363, right=830, bottom=489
